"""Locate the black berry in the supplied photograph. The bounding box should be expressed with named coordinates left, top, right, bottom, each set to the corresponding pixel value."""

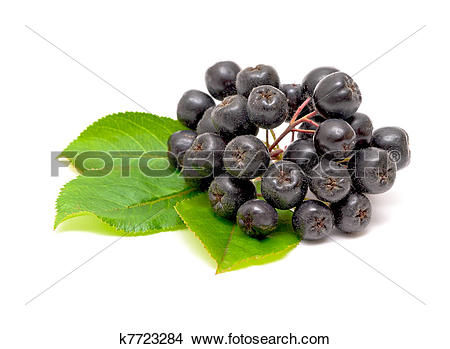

left=371, top=127, right=410, bottom=170
left=236, top=64, right=280, bottom=98
left=313, top=119, right=356, bottom=158
left=181, top=133, right=226, bottom=180
left=261, top=161, right=308, bottom=209
left=223, top=135, right=270, bottom=179
left=208, top=173, right=256, bottom=220
left=177, top=90, right=215, bottom=129
left=196, top=107, right=216, bottom=135
left=236, top=199, right=278, bottom=239
left=279, top=83, right=304, bottom=116
left=348, top=147, right=397, bottom=194
left=331, top=191, right=372, bottom=233
left=347, top=112, right=373, bottom=149
left=205, top=61, right=241, bottom=100
left=247, top=85, right=288, bottom=129
left=308, top=159, right=352, bottom=203
left=292, top=200, right=334, bottom=241
left=283, top=139, right=319, bottom=171
left=211, top=95, right=258, bottom=141
left=313, top=72, right=362, bottom=119
left=302, top=66, right=339, bottom=100
left=167, top=130, right=197, bottom=169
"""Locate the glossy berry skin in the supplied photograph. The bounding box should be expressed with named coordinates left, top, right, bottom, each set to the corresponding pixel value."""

left=236, top=199, right=278, bottom=239
left=261, top=161, right=308, bottom=209
left=292, top=200, right=334, bottom=241
left=279, top=83, right=304, bottom=116
left=347, top=112, right=373, bottom=149
left=331, top=192, right=372, bottom=233
left=208, top=173, right=256, bottom=220
left=211, top=95, right=258, bottom=141
left=247, top=85, right=288, bottom=129
left=301, top=66, right=339, bottom=100
left=196, top=107, right=216, bottom=135
left=236, top=64, right=280, bottom=98
left=177, top=90, right=215, bottom=129
left=313, top=72, right=362, bottom=119
left=223, top=135, right=270, bottom=179
left=283, top=139, right=319, bottom=172
left=371, top=127, right=410, bottom=170
left=205, top=61, right=241, bottom=100
left=308, top=159, right=352, bottom=203
left=181, top=133, right=226, bottom=179
left=167, top=130, right=197, bottom=169
left=313, top=119, right=356, bottom=158
left=348, top=147, right=397, bottom=194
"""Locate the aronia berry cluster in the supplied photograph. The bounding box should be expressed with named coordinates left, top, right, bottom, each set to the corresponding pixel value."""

left=168, top=62, right=410, bottom=240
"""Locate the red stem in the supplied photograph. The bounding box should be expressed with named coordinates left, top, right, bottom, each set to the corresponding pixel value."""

left=270, top=148, right=284, bottom=158
left=269, top=110, right=318, bottom=151
left=290, top=97, right=311, bottom=124
left=303, top=118, right=319, bottom=127
left=292, top=129, right=316, bottom=134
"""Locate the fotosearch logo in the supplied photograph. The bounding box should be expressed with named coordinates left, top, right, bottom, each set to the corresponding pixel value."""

left=51, top=150, right=175, bottom=178
left=51, top=149, right=404, bottom=178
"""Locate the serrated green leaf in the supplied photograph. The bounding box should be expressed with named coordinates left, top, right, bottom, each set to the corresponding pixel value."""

left=55, top=168, right=198, bottom=235
left=55, top=112, right=199, bottom=235
left=175, top=194, right=300, bottom=273
left=60, top=111, right=188, bottom=170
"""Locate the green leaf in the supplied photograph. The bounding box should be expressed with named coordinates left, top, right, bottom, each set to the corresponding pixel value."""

left=55, top=112, right=199, bottom=235
left=175, top=194, right=300, bottom=273
left=60, top=111, right=188, bottom=170
left=55, top=168, right=198, bottom=235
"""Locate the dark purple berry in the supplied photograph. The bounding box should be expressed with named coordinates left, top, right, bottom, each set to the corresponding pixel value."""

left=167, top=130, right=197, bottom=169
left=237, top=199, right=278, bottom=239
left=196, top=107, right=216, bottom=135
left=223, top=135, right=270, bottom=179
left=308, top=159, right=352, bottom=203
left=313, top=72, right=361, bottom=119
left=283, top=139, right=319, bottom=171
left=302, top=66, right=339, bottom=100
left=261, top=161, right=308, bottom=209
left=313, top=119, right=356, bottom=158
left=211, top=95, right=258, bottom=141
left=205, top=61, right=241, bottom=100
left=347, top=112, right=373, bottom=149
left=177, top=90, right=215, bottom=129
left=371, top=127, right=410, bottom=170
left=247, top=85, right=288, bottom=129
left=331, top=192, right=372, bottom=233
left=279, top=83, right=304, bottom=116
left=292, top=200, right=334, bottom=241
left=348, top=147, right=397, bottom=194
left=208, top=173, right=256, bottom=220
left=236, top=64, right=280, bottom=98
left=181, top=133, right=226, bottom=181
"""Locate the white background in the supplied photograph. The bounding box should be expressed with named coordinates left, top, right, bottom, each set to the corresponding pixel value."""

left=2, top=0, right=450, bottom=347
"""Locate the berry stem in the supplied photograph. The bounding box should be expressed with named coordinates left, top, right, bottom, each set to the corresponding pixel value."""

left=269, top=129, right=278, bottom=148
left=265, top=129, right=269, bottom=147
left=290, top=97, right=311, bottom=124
left=268, top=110, right=318, bottom=151
left=270, top=148, right=284, bottom=158
left=292, top=129, right=316, bottom=134
left=303, top=118, right=319, bottom=127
